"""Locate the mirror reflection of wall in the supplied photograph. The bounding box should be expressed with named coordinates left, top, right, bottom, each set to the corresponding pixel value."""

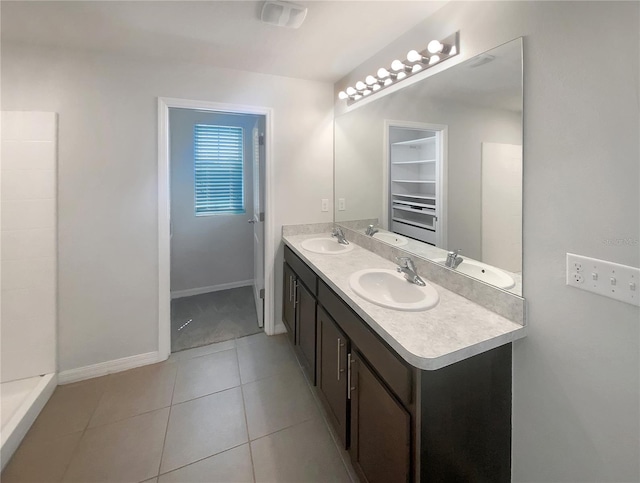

left=334, top=39, right=523, bottom=295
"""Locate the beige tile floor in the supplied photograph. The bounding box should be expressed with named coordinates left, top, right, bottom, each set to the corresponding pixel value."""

left=2, top=333, right=356, bottom=483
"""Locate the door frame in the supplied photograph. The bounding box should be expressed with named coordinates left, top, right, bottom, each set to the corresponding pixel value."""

left=157, top=97, right=275, bottom=359
left=383, top=119, right=448, bottom=248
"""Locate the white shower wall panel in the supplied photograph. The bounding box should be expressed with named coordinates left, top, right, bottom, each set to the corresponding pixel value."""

left=1, top=111, right=57, bottom=383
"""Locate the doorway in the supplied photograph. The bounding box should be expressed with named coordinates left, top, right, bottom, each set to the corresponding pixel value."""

left=168, top=108, right=265, bottom=352
left=383, top=120, right=448, bottom=249
left=158, top=99, right=274, bottom=359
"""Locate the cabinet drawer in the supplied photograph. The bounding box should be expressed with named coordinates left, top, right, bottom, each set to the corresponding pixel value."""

left=318, top=280, right=412, bottom=406
left=285, top=246, right=317, bottom=295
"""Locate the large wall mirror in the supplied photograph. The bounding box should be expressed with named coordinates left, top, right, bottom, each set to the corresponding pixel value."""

left=335, top=38, right=523, bottom=295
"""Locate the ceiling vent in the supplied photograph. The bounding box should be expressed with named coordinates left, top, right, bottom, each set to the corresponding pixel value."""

left=260, top=1, right=307, bottom=29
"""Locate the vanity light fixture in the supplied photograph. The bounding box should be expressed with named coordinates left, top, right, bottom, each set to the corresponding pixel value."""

left=391, top=59, right=411, bottom=73
left=338, top=31, right=460, bottom=104
left=406, top=49, right=428, bottom=63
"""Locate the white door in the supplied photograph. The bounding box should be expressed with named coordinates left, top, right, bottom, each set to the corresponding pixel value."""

left=251, top=125, right=265, bottom=328
left=481, top=142, right=523, bottom=273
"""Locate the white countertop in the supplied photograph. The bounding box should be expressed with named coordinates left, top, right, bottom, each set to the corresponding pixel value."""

left=283, top=233, right=526, bottom=370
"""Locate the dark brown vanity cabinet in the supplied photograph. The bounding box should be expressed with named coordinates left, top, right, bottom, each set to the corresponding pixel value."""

left=282, top=246, right=512, bottom=482
left=316, top=307, right=349, bottom=447
left=349, top=350, right=412, bottom=483
left=282, top=262, right=297, bottom=344
left=283, top=247, right=318, bottom=383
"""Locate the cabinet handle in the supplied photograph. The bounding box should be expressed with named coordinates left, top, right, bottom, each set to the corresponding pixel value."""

left=293, top=280, right=298, bottom=306
left=347, top=353, right=356, bottom=399
left=289, top=275, right=293, bottom=302
left=337, top=338, right=345, bottom=380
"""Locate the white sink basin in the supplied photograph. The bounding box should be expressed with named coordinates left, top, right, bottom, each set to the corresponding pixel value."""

left=300, top=237, right=354, bottom=255
left=349, top=269, right=439, bottom=311
left=372, top=232, right=408, bottom=247
left=434, top=258, right=515, bottom=289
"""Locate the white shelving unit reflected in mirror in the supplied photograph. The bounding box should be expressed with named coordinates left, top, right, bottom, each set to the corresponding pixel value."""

left=388, top=124, right=446, bottom=247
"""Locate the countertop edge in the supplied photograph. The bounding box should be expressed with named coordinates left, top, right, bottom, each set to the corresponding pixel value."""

left=283, top=236, right=527, bottom=371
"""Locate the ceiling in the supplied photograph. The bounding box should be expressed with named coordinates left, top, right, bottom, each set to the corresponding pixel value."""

left=0, top=1, right=447, bottom=83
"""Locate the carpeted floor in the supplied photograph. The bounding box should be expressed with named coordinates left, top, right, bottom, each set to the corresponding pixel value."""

left=171, top=286, right=262, bottom=353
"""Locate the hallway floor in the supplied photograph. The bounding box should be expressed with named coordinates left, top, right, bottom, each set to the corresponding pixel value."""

left=171, top=286, right=262, bottom=352
left=1, top=333, right=355, bottom=483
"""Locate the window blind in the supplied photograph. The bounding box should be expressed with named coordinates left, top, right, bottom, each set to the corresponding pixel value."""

left=194, top=124, right=245, bottom=215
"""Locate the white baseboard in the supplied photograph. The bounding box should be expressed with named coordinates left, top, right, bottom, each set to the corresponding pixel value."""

left=58, top=351, right=163, bottom=385
left=171, top=279, right=254, bottom=299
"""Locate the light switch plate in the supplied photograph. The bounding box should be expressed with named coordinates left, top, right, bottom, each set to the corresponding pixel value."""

left=566, top=253, right=639, bottom=306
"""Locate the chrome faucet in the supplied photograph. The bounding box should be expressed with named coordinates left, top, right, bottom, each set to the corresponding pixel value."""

left=331, top=227, right=349, bottom=245
left=396, top=257, right=426, bottom=286
left=445, top=249, right=464, bottom=269
left=365, top=224, right=379, bottom=237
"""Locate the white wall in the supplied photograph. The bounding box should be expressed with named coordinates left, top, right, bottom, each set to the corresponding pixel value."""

left=169, top=109, right=256, bottom=295
left=1, top=112, right=57, bottom=382
left=1, top=44, right=334, bottom=373
left=337, top=2, right=639, bottom=481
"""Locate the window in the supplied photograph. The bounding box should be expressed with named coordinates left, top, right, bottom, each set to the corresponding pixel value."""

left=194, top=124, right=245, bottom=215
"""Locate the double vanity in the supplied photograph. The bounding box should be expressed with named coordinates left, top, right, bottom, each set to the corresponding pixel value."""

left=283, top=35, right=526, bottom=482
left=281, top=228, right=526, bottom=482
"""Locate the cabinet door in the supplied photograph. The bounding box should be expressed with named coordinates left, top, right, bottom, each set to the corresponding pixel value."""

left=349, top=350, right=411, bottom=483
left=282, top=263, right=296, bottom=344
left=296, top=282, right=316, bottom=383
left=317, top=307, right=348, bottom=447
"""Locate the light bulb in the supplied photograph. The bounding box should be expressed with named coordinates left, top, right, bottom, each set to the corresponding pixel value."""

left=354, top=94, right=363, bottom=100
left=412, top=64, right=423, bottom=73
left=363, top=89, right=372, bottom=96
left=391, top=59, right=406, bottom=72
left=384, top=78, right=393, bottom=86
left=377, top=67, right=390, bottom=78
left=346, top=86, right=356, bottom=96
left=355, top=81, right=366, bottom=91
left=406, top=50, right=422, bottom=63
left=338, top=91, right=348, bottom=100
left=449, top=45, right=457, bottom=56
left=397, top=71, right=407, bottom=80
left=427, top=40, right=444, bottom=54
left=365, top=75, right=377, bottom=86
left=429, top=55, right=440, bottom=65
left=372, top=84, right=381, bottom=91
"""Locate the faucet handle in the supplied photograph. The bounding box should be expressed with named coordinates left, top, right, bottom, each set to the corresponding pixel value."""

left=448, top=249, right=462, bottom=256
left=396, top=256, right=414, bottom=269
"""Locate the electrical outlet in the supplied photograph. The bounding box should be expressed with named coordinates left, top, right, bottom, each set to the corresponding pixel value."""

left=566, top=253, right=639, bottom=306
left=321, top=199, right=329, bottom=212
left=572, top=273, right=585, bottom=284
left=338, top=198, right=346, bottom=211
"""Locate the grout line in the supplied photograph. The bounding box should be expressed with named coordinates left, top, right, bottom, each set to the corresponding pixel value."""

left=155, top=441, right=250, bottom=478
left=157, top=363, right=180, bottom=478
left=82, top=404, right=174, bottom=431
left=170, top=380, right=242, bottom=408
left=169, top=343, right=237, bottom=363
left=59, top=374, right=113, bottom=481
left=235, top=347, right=257, bottom=483
left=247, top=416, right=319, bottom=443
left=169, top=358, right=179, bottom=407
